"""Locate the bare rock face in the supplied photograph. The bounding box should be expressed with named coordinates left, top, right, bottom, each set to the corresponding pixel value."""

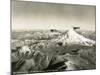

left=11, top=46, right=96, bottom=73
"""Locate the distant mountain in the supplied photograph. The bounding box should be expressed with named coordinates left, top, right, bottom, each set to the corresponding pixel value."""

left=53, top=28, right=95, bottom=47
left=11, top=28, right=95, bottom=56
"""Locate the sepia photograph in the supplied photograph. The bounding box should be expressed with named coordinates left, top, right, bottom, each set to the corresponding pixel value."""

left=11, top=0, right=96, bottom=75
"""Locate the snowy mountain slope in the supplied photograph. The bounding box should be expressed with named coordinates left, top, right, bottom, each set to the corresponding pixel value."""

left=11, top=28, right=96, bottom=57
left=53, top=28, right=95, bottom=47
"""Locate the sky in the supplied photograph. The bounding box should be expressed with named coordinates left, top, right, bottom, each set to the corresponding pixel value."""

left=12, top=0, right=96, bottom=30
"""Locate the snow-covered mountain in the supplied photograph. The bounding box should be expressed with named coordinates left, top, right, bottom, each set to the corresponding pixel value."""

left=53, top=28, right=95, bottom=47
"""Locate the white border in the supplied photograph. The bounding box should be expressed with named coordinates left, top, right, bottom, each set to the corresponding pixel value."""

left=0, top=0, right=99, bottom=75
left=16, top=0, right=96, bottom=5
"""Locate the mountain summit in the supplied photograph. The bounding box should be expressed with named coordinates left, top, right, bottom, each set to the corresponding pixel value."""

left=54, top=28, right=95, bottom=47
